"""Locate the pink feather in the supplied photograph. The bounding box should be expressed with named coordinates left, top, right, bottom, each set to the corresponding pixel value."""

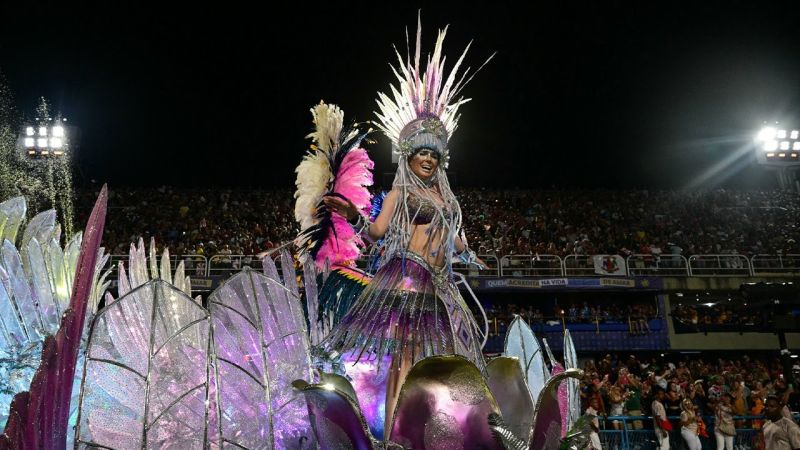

left=314, top=147, right=374, bottom=268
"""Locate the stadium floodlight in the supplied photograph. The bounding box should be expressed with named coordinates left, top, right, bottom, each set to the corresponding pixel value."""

left=755, top=122, right=800, bottom=191
left=755, top=123, right=800, bottom=166
left=756, top=127, right=776, bottom=141
left=19, top=121, right=70, bottom=158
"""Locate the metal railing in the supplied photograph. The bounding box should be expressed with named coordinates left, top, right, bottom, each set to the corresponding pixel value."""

left=751, top=253, right=800, bottom=275
left=598, top=414, right=794, bottom=450
left=108, top=254, right=207, bottom=279
left=453, top=254, right=501, bottom=277
left=105, top=253, right=800, bottom=279
left=563, top=254, right=597, bottom=276
left=688, top=254, right=752, bottom=277
left=498, top=254, right=563, bottom=277
left=206, top=254, right=266, bottom=276
left=627, top=254, right=689, bottom=277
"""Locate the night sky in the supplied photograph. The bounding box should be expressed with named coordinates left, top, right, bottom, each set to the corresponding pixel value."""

left=2, top=2, right=800, bottom=189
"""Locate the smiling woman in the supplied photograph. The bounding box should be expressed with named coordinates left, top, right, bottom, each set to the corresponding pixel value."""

left=319, top=16, right=492, bottom=439
left=409, top=148, right=440, bottom=181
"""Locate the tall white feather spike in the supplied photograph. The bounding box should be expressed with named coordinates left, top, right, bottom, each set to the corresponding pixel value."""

left=373, top=12, right=493, bottom=157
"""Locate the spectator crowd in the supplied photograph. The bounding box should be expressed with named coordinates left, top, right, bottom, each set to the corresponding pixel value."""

left=482, top=301, right=658, bottom=336
left=75, top=187, right=296, bottom=257
left=74, top=187, right=800, bottom=261
left=673, top=302, right=766, bottom=328
left=580, top=353, right=800, bottom=449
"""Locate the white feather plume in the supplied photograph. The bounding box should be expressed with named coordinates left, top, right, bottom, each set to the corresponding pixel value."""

left=294, top=101, right=341, bottom=233
left=305, top=101, right=344, bottom=153
left=294, top=151, right=330, bottom=231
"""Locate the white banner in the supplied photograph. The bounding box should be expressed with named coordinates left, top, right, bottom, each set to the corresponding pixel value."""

left=593, top=255, right=626, bottom=276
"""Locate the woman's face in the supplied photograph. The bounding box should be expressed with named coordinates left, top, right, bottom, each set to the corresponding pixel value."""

left=409, top=148, right=440, bottom=181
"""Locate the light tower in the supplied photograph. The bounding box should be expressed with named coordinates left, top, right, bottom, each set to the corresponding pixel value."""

left=15, top=98, right=76, bottom=235
left=754, top=123, right=800, bottom=191
left=19, top=118, right=70, bottom=158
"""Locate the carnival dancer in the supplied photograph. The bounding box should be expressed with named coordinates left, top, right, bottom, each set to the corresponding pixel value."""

left=321, top=14, right=491, bottom=438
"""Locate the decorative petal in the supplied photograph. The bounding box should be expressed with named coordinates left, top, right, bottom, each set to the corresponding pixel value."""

left=46, top=238, right=69, bottom=314
left=77, top=280, right=209, bottom=449
left=148, top=237, right=158, bottom=281
left=0, top=265, right=25, bottom=348
left=503, top=316, right=548, bottom=406
left=208, top=268, right=314, bottom=449
left=293, top=379, right=375, bottom=449
left=0, top=197, right=26, bottom=245
left=128, top=238, right=148, bottom=289
left=20, top=209, right=57, bottom=274
left=486, top=356, right=534, bottom=445
left=530, top=368, right=584, bottom=450
left=26, top=238, right=59, bottom=334
left=2, top=239, right=43, bottom=340
left=563, top=330, right=580, bottom=431
left=159, top=248, right=172, bottom=285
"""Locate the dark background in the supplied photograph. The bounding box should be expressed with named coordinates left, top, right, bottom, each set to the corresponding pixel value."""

left=2, top=2, right=800, bottom=189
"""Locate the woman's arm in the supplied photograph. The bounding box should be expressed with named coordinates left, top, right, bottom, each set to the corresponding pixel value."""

left=322, top=190, right=398, bottom=242
left=454, top=234, right=487, bottom=268
left=367, top=190, right=398, bottom=241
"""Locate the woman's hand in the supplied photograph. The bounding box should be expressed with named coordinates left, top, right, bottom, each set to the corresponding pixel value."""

left=322, top=195, right=358, bottom=221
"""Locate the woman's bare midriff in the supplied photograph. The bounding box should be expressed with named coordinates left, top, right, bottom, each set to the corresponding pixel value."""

left=407, top=222, right=447, bottom=268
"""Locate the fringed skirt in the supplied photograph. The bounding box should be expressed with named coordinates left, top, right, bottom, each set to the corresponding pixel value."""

left=322, top=252, right=485, bottom=373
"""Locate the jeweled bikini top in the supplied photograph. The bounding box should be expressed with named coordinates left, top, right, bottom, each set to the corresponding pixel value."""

left=407, top=193, right=438, bottom=225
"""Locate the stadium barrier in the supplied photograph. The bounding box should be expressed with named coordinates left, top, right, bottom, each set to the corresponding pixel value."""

left=598, top=414, right=798, bottom=450
left=106, top=253, right=800, bottom=278
left=688, top=254, right=752, bottom=277
left=751, top=253, right=800, bottom=275
left=108, top=254, right=207, bottom=279
left=627, top=254, right=689, bottom=277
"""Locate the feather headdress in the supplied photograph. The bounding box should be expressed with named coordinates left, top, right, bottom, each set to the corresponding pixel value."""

left=294, top=101, right=374, bottom=269
left=372, top=15, right=492, bottom=276
left=374, top=12, right=494, bottom=168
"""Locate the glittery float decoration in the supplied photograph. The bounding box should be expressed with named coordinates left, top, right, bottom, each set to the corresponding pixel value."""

left=0, top=185, right=107, bottom=449
left=423, top=411, right=463, bottom=450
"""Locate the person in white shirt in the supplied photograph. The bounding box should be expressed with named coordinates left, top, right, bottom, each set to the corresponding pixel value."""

left=680, top=398, right=702, bottom=450
left=651, top=387, right=670, bottom=450
left=764, top=395, right=800, bottom=450
left=586, top=397, right=603, bottom=450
